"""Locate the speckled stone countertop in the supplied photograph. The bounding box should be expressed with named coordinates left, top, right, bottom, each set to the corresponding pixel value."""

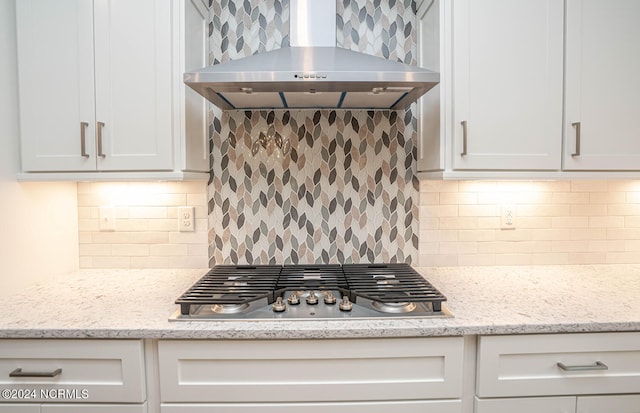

left=1, top=265, right=639, bottom=339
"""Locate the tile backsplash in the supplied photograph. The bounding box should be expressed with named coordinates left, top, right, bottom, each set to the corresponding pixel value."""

left=73, top=0, right=640, bottom=269
left=207, top=0, right=420, bottom=265
left=78, top=182, right=208, bottom=268
left=418, top=180, right=640, bottom=266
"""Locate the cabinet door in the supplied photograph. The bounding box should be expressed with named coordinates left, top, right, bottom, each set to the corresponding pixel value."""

left=42, top=404, right=146, bottom=413
left=417, top=0, right=443, bottom=172
left=475, top=396, right=576, bottom=413
left=181, top=0, right=210, bottom=172
left=161, top=400, right=461, bottom=413
left=93, top=0, right=173, bottom=171
left=577, top=395, right=640, bottom=413
left=563, top=0, right=640, bottom=170
left=16, top=0, right=97, bottom=172
left=0, top=406, right=39, bottom=413
left=452, top=0, right=563, bottom=170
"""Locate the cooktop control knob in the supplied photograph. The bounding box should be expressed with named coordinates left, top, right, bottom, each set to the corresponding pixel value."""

left=287, top=293, right=300, bottom=305
left=272, top=296, right=286, bottom=312
left=324, top=291, right=337, bottom=305
left=339, top=296, right=353, bottom=312
left=306, top=291, right=319, bottom=305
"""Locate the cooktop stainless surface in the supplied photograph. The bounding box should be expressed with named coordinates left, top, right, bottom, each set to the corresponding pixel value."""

left=170, top=264, right=452, bottom=321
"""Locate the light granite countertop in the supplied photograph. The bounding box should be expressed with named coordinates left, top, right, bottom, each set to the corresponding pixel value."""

left=0, top=265, right=639, bottom=339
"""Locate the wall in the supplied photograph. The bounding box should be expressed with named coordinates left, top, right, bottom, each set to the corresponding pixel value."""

left=77, top=181, right=208, bottom=268
left=207, top=0, right=420, bottom=265
left=0, top=0, right=79, bottom=295
left=418, top=180, right=640, bottom=266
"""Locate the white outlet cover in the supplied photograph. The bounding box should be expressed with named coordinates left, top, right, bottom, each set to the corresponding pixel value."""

left=178, top=206, right=195, bottom=232
left=500, top=205, right=516, bottom=230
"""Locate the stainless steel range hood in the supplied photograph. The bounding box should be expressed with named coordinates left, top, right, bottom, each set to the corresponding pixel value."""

left=184, top=0, right=439, bottom=111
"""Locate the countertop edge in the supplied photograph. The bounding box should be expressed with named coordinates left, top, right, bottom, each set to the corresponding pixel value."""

left=2, top=322, right=640, bottom=340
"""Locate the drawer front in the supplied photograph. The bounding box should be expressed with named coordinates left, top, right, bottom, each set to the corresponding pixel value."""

left=159, top=337, right=464, bottom=403
left=0, top=340, right=145, bottom=403
left=475, top=396, right=576, bottom=413
left=477, top=332, right=640, bottom=397
left=161, top=400, right=462, bottom=413
left=577, top=395, right=640, bottom=413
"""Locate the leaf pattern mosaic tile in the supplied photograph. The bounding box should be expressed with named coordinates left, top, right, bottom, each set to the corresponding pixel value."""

left=207, top=0, right=419, bottom=265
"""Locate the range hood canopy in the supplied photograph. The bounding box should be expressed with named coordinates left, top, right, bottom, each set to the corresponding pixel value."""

left=184, top=0, right=439, bottom=111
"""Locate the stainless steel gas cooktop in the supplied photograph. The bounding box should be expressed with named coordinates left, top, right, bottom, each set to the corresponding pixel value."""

left=170, top=264, right=452, bottom=321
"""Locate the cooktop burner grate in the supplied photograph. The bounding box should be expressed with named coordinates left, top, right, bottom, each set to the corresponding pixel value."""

left=276, top=264, right=349, bottom=295
left=342, top=264, right=447, bottom=311
left=175, top=265, right=281, bottom=315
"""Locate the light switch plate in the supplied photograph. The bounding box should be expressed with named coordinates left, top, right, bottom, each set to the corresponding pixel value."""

left=99, top=206, right=116, bottom=231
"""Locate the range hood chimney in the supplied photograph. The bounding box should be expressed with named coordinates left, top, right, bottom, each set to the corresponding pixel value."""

left=184, top=0, right=439, bottom=111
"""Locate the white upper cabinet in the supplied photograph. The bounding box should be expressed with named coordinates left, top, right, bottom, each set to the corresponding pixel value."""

left=450, top=0, right=563, bottom=171
left=563, top=0, right=640, bottom=171
left=92, top=0, right=173, bottom=171
left=16, top=0, right=209, bottom=180
left=418, top=0, right=640, bottom=179
left=16, top=0, right=97, bottom=172
left=418, top=0, right=564, bottom=177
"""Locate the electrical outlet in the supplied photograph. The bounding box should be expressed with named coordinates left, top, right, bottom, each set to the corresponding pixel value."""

left=99, top=206, right=116, bottom=231
left=178, top=206, right=195, bottom=232
left=501, top=205, right=516, bottom=230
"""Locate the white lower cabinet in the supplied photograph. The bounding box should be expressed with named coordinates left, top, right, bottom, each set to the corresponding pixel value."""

left=0, top=405, right=147, bottom=413
left=0, top=406, right=40, bottom=413
left=474, top=394, right=640, bottom=413
left=0, top=340, right=146, bottom=412
left=161, top=401, right=461, bottom=413
left=475, top=396, right=576, bottom=413
left=475, top=332, right=640, bottom=413
left=41, top=404, right=147, bottom=413
left=577, top=395, right=640, bottom=413
left=158, top=337, right=464, bottom=412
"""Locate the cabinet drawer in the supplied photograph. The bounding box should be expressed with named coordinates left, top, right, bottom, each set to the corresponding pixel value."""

left=0, top=340, right=145, bottom=403
left=159, top=337, right=464, bottom=403
left=477, top=333, right=640, bottom=397
left=161, top=400, right=462, bottom=413
left=475, top=396, right=576, bottom=413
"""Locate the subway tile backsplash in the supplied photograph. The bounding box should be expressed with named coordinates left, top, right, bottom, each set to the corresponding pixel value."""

left=77, top=182, right=208, bottom=269
left=418, top=180, right=640, bottom=266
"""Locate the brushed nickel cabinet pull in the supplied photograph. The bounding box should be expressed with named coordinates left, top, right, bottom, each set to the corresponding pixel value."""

left=80, top=122, right=90, bottom=158
left=571, top=122, right=581, bottom=157
left=97, top=121, right=106, bottom=158
left=460, top=120, right=468, bottom=156
left=9, top=368, right=62, bottom=378
left=557, top=361, right=608, bottom=372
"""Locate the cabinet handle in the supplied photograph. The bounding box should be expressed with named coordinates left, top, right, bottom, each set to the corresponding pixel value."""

left=557, top=361, right=608, bottom=372
left=80, top=122, right=90, bottom=158
left=571, top=121, right=581, bottom=157
left=97, top=121, right=106, bottom=158
left=9, top=368, right=62, bottom=378
left=460, top=120, right=468, bottom=156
